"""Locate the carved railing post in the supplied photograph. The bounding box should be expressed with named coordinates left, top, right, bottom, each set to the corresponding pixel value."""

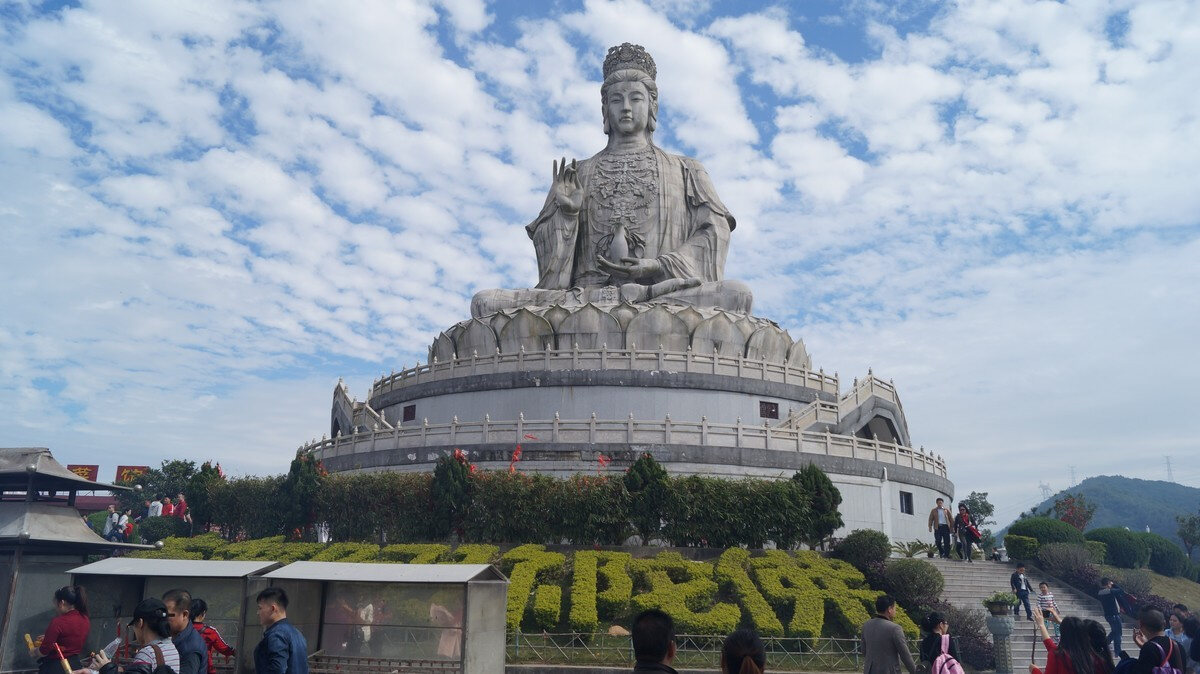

left=589, top=412, right=597, bottom=444
left=735, top=416, right=743, bottom=447
left=627, top=412, right=635, bottom=443
left=450, top=415, right=458, bottom=444
left=421, top=418, right=428, bottom=444
left=517, top=412, right=524, bottom=444
left=664, top=413, right=672, bottom=444
left=552, top=411, right=560, bottom=442
left=700, top=415, right=708, bottom=445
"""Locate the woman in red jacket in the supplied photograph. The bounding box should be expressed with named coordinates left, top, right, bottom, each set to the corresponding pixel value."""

left=1029, top=611, right=1113, bottom=674
left=31, top=586, right=90, bottom=674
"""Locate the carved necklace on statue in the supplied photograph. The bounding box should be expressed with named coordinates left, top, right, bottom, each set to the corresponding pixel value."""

left=591, top=145, right=656, bottom=260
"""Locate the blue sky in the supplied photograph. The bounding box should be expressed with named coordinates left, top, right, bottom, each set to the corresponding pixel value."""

left=2, top=0, right=1198, bottom=528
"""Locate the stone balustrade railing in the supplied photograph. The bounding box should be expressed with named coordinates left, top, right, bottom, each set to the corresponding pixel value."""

left=370, top=346, right=840, bottom=400
left=304, top=415, right=947, bottom=478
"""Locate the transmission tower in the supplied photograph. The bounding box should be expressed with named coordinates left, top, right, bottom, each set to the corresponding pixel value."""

left=1069, top=466, right=1077, bottom=487
left=1038, top=482, right=1052, bottom=500
left=1166, top=456, right=1174, bottom=482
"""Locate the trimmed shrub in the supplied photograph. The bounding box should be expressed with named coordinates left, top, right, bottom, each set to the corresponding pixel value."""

left=715, top=548, right=783, bottom=637
left=311, top=542, right=380, bottom=562
left=531, top=584, right=562, bottom=629
left=1086, top=528, right=1151, bottom=568
left=569, top=551, right=600, bottom=633
left=834, top=529, right=890, bottom=571
left=1137, top=533, right=1188, bottom=577
left=1004, top=535, right=1039, bottom=561
left=1008, top=517, right=1085, bottom=546
left=596, top=552, right=633, bottom=619
left=1120, top=569, right=1152, bottom=597
left=1036, top=543, right=1094, bottom=580
left=1085, top=541, right=1107, bottom=564
left=884, top=559, right=944, bottom=611
left=629, top=552, right=740, bottom=634
left=137, top=516, right=184, bottom=543
left=501, top=544, right=566, bottom=631
left=379, top=544, right=448, bottom=563
left=447, top=544, right=498, bottom=564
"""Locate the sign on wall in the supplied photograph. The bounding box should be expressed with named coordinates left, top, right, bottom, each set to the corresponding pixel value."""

left=66, top=464, right=99, bottom=481
left=114, top=465, right=150, bottom=483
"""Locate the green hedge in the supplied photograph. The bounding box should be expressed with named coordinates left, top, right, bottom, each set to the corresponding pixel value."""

left=203, top=456, right=834, bottom=549
left=1007, top=517, right=1085, bottom=546
left=136, top=536, right=916, bottom=639
left=1137, top=533, right=1188, bottom=577
left=1085, top=541, right=1107, bottom=564
left=884, top=559, right=944, bottom=610
left=1085, top=528, right=1151, bottom=568
left=1004, top=535, right=1039, bottom=561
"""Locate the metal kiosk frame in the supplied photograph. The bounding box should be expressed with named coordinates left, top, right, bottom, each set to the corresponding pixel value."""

left=262, top=562, right=507, bottom=674
left=69, top=558, right=281, bottom=674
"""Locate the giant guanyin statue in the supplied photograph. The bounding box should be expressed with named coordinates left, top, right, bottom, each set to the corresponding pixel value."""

left=471, top=43, right=753, bottom=318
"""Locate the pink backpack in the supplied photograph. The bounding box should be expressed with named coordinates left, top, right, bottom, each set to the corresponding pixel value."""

left=933, top=634, right=965, bottom=674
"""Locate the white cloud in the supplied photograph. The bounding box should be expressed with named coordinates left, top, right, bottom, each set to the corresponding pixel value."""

left=1, top=0, right=1198, bottom=521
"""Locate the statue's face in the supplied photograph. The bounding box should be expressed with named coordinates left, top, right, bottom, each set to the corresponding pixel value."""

left=605, top=80, right=650, bottom=137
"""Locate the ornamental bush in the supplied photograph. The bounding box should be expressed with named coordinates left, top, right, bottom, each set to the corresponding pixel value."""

left=715, top=548, right=783, bottom=637
left=595, top=552, right=633, bottom=618
left=1085, top=541, right=1107, bottom=564
left=1119, top=569, right=1152, bottom=597
left=1007, top=517, right=1086, bottom=546
left=447, top=544, right=498, bottom=564
left=569, top=551, right=600, bottom=633
left=1137, top=532, right=1188, bottom=577
left=834, top=529, right=890, bottom=571
left=630, top=552, right=740, bottom=634
left=379, top=543, right=448, bottom=563
left=137, top=516, right=185, bottom=543
left=1004, top=535, right=1039, bottom=561
left=1085, top=528, right=1151, bottom=568
left=501, top=544, right=566, bottom=631
left=883, top=559, right=944, bottom=611
left=1036, top=543, right=1094, bottom=580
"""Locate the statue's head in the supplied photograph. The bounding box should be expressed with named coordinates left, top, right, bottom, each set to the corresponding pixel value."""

left=601, top=43, right=658, bottom=136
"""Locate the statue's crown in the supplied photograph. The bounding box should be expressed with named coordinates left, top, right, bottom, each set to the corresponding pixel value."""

left=603, top=42, right=656, bottom=81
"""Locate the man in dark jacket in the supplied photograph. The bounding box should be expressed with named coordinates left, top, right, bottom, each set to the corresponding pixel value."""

left=1010, top=563, right=1034, bottom=621
left=254, top=588, right=309, bottom=674
left=1131, top=608, right=1183, bottom=674
left=163, top=588, right=206, bottom=674
left=1099, top=578, right=1130, bottom=655
left=631, top=609, right=678, bottom=674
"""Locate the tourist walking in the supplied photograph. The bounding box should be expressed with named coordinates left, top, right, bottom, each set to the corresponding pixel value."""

left=1131, top=608, right=1184, bottom=674
left=928, top=498, right=953, bottom=559
left=919, top=611, right=961, bottom=673
left=90, top=598, right=180, bottom=674
left=1098, top=578, right=1131, bottom=656
left=630, top=609, right=679, bottom=674
left=1012, top=563, right=1035, bottom=621
left=953, top=503, right=981, bottom=563
left=862, top=595, right=916, bottom=674
left=1029, top=611, right=1114, bottom=674
left=162, top=589, right=205, bottom=674
left=721, top=629, right=766, bottom=674
left=101, top=505, right=117, bottom=539
left=253, top=588, right=308, bottom=674
left=30, top=586, right=90, bottom=674
left=147, top=497, right=163, bottom=518
left=190, top=598, right=236, bottom=674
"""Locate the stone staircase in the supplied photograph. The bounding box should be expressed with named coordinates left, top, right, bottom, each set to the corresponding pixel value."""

left=925, top=557, right=1114, bottom=663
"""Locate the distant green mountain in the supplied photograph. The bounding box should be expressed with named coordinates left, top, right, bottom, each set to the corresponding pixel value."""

left=998, top=475, right=1200, bottom=549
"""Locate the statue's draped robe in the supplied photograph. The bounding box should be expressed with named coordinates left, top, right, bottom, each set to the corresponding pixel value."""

left=527, top=145, right=735, bottom=291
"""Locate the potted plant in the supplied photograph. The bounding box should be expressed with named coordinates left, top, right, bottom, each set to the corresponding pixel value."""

left=983, top=591, right=1019, bottom=616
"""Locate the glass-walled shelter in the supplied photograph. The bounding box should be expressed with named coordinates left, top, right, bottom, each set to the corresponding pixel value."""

left=262, top=562, right=507, bottom=674
left=0, top=448, right=148, bottom=674
left=70, top=558, right=280, bottom=674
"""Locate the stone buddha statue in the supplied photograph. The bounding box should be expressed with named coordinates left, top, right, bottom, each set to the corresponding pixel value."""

left=471, top=43, right=753, bottom=318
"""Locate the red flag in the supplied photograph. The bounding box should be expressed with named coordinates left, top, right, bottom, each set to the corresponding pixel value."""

left=523, top=433, right=539, bottom=440
left=597, top=454, right=611, bottom=472
left=509, top=446, right=523, bottom=474
left=469, top=463, right=477, bottom=474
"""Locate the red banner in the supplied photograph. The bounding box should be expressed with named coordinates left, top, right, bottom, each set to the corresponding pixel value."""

left=67, top=465, right=99, bottom=481
left=115, top=465, right=150, bottom=483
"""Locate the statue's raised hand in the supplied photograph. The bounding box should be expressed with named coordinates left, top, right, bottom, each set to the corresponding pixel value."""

left=552, top=157, right=583, bottom=215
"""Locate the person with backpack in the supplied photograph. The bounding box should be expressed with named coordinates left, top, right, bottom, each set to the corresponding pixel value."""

left=189, top=599, right=236, bottom=674
left=1029, top=611, right=1115, bottom=674
left=90, top=598, right=180, bottom=674
left=920, top=612, right=962, bottom=674
left=1131, top=608, right=1184, bottom=674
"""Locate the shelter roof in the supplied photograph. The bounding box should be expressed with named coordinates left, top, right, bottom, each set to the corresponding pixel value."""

left=0, top=448, right=132, bottom=493
left=70, top=558, right=279, bottom=577
left=263, top=562, right=506, bottom=583
left=0, top=502, right=150, bottom=551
